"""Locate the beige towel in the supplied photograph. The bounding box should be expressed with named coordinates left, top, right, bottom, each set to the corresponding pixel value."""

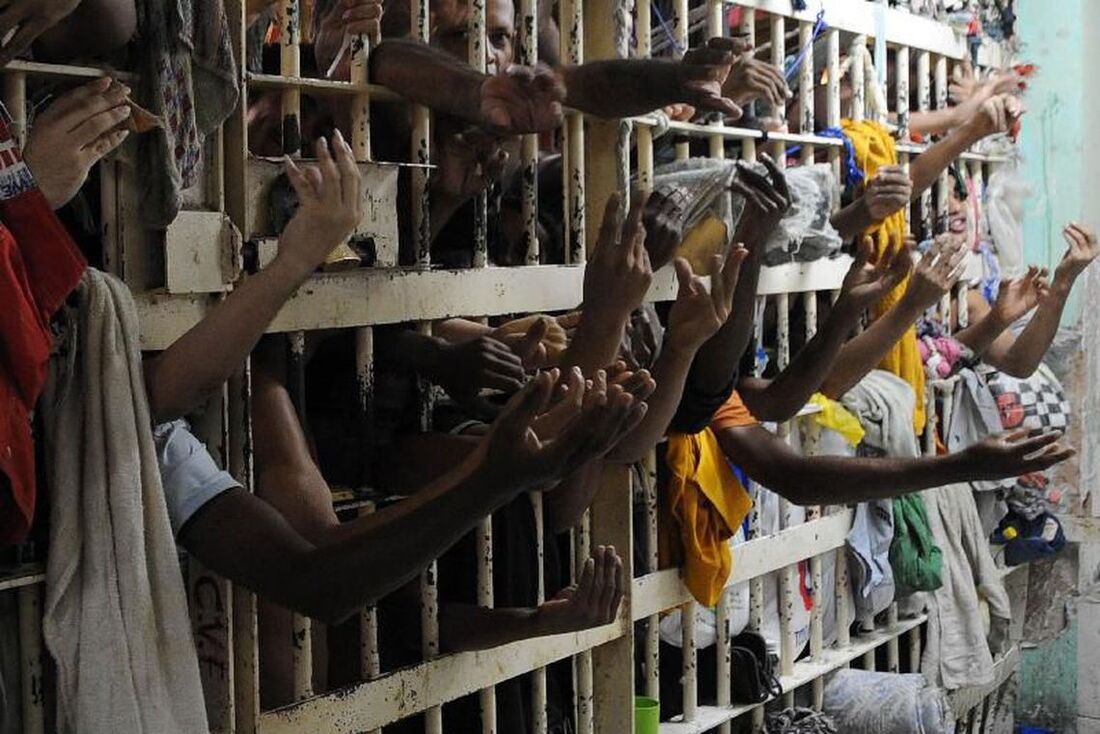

left=40, top=269, right=208, bottom=733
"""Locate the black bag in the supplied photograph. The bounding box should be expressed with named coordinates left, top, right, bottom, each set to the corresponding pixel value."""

left=730, top=631, right=782, bottom=704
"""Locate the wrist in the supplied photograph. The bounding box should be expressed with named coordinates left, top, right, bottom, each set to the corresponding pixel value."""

left=663, top=336, right=702, bottom=361
left=268, top=250, right=317, bottom=284
left=1049, top=274, right=1075, bottom=300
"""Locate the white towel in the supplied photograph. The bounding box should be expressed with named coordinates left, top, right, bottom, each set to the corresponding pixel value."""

left=40, top=269, right=208, bottom=734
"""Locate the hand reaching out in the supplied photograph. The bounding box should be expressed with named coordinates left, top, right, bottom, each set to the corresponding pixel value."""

left=722, top=49, right=790, bottom=110
left=676, top=37, right=750, bottom=118
left=642, top=185, right=687, bottom=271
left=539, top=545, right=624, bottom=633
left=438, top=335, right=528, bottom=400
left=480, top=63, right=566, bottom=134
left=900, top=235, right=967, bottom=312
left=962, top=429, right=1075, bottom=480
left=315, top=0, right=383, bottom=79
left=990, top=265, right=1049, bottom=325
left=479, top=370, right=647, bottom=492
left=276, top=131, right=364, bottom=276
left=1053, top=222, right=1099, bottom=287
left=492, top=315, right=567, bottom=368
left=860, top=165, right=913, bottom=222
left=667, top=244, right=750, bottom=352
left=730, top=154, right=792, bottom=253
left=583, top=193, right=654, bottom=326
left=835, top=236, right=912, bottom=315
left=23, top=77, right=132, bottom=209
left=965, top=93, right=1025, bottom=140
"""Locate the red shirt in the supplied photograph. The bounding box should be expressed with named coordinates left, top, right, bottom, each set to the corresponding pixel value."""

left=0, top=109, right=86, bottom=545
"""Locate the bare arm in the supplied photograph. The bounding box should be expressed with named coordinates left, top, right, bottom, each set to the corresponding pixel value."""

left=33, top=0, right=136, bottom=61
left=717, top=424, right=1073, bottom=506
left=820, top=236, right=966, bottom=399
left=829, top=166, right=912, bottom=242
left=440, top=546, right=623, bottom=653
left=146, top=135, right=363, bottom=423
left=740, top=239, right=910, bottom=421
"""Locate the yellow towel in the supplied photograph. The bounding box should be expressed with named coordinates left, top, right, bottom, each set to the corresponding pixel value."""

left=841, top=119, right=926, bottom=431
left=659, top=429, right=753, bottom=607
left=809, top=393, right=865, bottom=447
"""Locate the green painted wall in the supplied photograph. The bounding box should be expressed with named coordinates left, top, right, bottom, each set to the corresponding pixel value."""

left=1017, top=0, right=1087, bottom=323
left=1019, top=621, right=1078, bottom=732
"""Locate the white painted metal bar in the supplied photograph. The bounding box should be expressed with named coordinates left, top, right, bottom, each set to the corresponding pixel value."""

left=530, top=488, right=548, bottom=734
left=410, top=0, right=432, bottom=265
left=3, top=71, right=26, bottom=147
left=561, top=0, right=586, bottom=264
left=708, top=1, right=727, bottom=159
left=681, top=600, right=698, bottom=721
left=574, top=511, right=593, bottom=734
left=285, top=330, right=314, bottom=702
left=673, top=0, right=690, bottom=160
left=739, top=8, right=758, bottom=163
left=917, top=50, right=932, bottom=238
left=18, top=585, right=44, bottom=734
left=849, top=34, right=866, bottom=122
left=770, top=12, right=787, bottom=163
left=887, top=603, right=901, bottom=672
left=519, top=0, right=541, bottom=264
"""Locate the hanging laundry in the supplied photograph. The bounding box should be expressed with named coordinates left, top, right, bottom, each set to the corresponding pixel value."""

left=135, top=0, right=240, bottom=227
left=659, top=428, right=753, bottom=607
left=891, top=493, right=943, bottom=596
left=840, top=120, right=926, bottom=431
left=0, top=106, right=86, bottom=547
left=40, top=269, right=208, bottom=733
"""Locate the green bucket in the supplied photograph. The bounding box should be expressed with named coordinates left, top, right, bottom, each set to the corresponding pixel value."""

left=634, top=696, right=660, bottom=734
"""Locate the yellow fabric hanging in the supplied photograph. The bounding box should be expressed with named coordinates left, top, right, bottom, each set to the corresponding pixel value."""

left=808, top=393, right=865, bottom=447
left=659, top=428, right=753, bottom=607
left=840, top=119, right=926, bottom=431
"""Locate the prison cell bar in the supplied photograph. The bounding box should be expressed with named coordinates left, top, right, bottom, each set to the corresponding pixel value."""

left=917, top=49, right=933, bottom=238
left=561, top=0, right=585, bottom=264
left=674, top=0, right=690, bottom=161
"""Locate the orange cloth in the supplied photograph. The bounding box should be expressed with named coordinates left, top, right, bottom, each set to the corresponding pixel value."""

left=711, top=390, right=759, bottom=431
left=659, top=427, right=753, bottom=607
left=841, top=119, right=926, bottom=432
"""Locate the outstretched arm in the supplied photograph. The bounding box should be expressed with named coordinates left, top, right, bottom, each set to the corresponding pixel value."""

left=440, top=545, right=623, bottom=652
left=718, top=423, right=1073, bottom=506
left=739, top=239, right=911, bottom=422
left=145, top=134, right=362, bottom=423
left=820, top=236, right=966, bottom=400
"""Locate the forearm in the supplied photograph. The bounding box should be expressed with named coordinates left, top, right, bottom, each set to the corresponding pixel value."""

left=991, top=286, right=1071, bottom=376
left=820, top=299, right=922, bottom=399
left=389, top=329, right=449, bottom=379
left=372, top=39, right=486, bottom=122
left=560, top=60, right=680, bottom=118
left=830, top=198, right=875, bottom=241
left=606, top=343, right=695, bottom=463
left=440, top=603, right=545, bottom=653
left=545, top=461, right=603, bottom=534
left=685, top=257, right=762, bottom=395
left=751, top=452, right=969, bottom=505
left=955, top=311, right=1010, bottom=357
left=559, top=311, right=627, bottom=375
left=906, top=108, right=964, bottom=137
left=145, top=255, right=311, bottom=423
left=909, top=125, right=979, bottom=198
left=739, top=306, right=858, bottom=421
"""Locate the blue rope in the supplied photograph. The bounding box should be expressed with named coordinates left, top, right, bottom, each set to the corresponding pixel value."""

left=652, top=3, right=686, bottom=56
left=818, top=127, right=865, bottom=189
left=783, top=9, right=827, bottom=80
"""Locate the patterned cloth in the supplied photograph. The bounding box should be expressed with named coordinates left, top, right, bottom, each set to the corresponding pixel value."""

left=766, top=707, right=838, bottom=734
left=135, top=0, right=239, bottom=227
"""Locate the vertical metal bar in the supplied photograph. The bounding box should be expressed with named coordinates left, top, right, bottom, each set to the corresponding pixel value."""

left=519, top=0, right=541, bottom=264
left=825, top=27, right=840, bottom=177
left=18, top=585, right=44, bottom=734
left=411, top=0, right=432, bottom=266
left=739, top=9, right=757, bottom=163
left=770, top=14, right=786, bottom=162
left=530, top=491, right=548, bottom=734
left=863, top=647, right=876, bottom=670
left=349, top=12, right=376, bottom=162
left=3, top=71, right=27, bottom=147
left=715, top=586, right=732, bottom=730
left=673, top=0, right=690, bottom=161
left=354, top=328, right=382, bottom=734
left=230, top=362, right=260, bottom=734
left=749, top=292, right=766, bottom=732
left=707, top=0, right=726, bottom=159
left=469, top=0, right=490, bottom=269
left=908, top=625, right=922, bottom=674
left=681, top=600, right=697, bottom=722
left=917, top=50, right=932, bottom=239
left=285, top=332, right=314, bottom=702
left=561, top=0, right=585, bottom=264
left=775, top=293, right=797, bottom=689
left=887, top=603, right=900, bottom=672
left=935, top=53, right=949, bottom=238
left=849, top=35, right=867, bottom=123
left=644, top=454, right=661, bottom=700
left=635, top=0, right=655, bottom=193
left=896, top=45, right=911, bottom=140
left=798, top=19, right=815, bottom=167
left=574, top=511, right=593, bottom=734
